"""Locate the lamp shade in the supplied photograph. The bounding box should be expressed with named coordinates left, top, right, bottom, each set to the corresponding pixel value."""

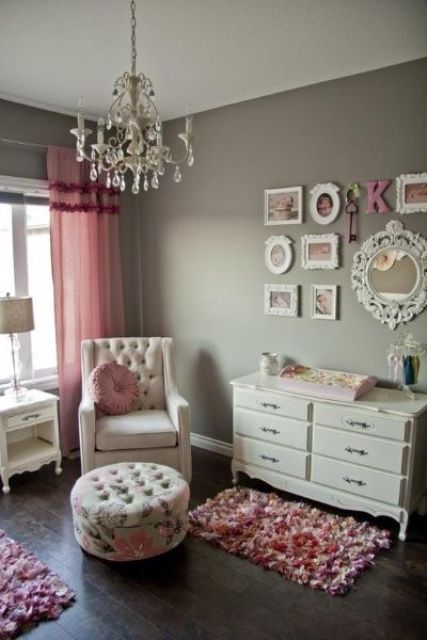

left=0, top=296, right=34, bottom=334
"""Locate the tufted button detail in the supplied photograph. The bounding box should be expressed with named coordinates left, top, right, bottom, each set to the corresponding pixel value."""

left=143, top=391, right=148, bottom=396
left=104, top=342, right=110, bottom=348
left=143, top=487, right=153, bottom=496
left=161, top=480, right=171, bottom=489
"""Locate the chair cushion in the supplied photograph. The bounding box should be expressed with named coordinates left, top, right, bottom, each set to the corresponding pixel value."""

left=95, top=410, right=177, bottom=451
left=89, top=362, right=139, bottom=415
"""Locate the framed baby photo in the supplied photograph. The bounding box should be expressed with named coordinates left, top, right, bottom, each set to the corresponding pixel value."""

left=396, top=172, right=427, bottom=214
left=309, top=183, right=340, bottom=224
left=265, top=235, right=293, bottom=274
left=311, top=285, right=338, bottom=320
left=264, top=284, right=298, bottom=317
left=301, top=233, right=339, bottom=269
left=264, top=186, right=303, bottom=225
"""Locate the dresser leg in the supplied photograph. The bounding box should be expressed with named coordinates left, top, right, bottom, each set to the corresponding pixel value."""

left=398, top=512, right=408, bottom=542
left=1, top=468, right=10, bottom=494
left=231, top=459, right=238, bottom=486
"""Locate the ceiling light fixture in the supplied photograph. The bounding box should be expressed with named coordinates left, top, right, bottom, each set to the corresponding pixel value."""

left=71, top=0, right=195, bottom=194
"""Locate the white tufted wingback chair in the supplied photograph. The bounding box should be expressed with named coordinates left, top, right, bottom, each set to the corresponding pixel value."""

left=78, top=337, right=191, bottom=482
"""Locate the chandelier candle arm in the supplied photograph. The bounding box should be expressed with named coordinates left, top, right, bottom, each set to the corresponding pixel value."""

left=71, top=0, right=195, bottom=195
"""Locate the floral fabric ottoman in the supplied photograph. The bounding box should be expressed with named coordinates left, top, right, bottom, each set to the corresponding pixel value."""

left=70, top=462, right=189, bottom=561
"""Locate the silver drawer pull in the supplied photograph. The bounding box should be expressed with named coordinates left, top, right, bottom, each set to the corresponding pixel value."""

left=261, top=427, right=280, bottom=435
left=343, top=476, right=367, bottom=487
left=22, top=413, right=41, bottom=421
left=345, top=418, right=372, bottom=430
left=260, top=401, right=280, bottom=410
left=345, top=446, right=368, bottom=456
left=260, top=454, right=279, bottom=463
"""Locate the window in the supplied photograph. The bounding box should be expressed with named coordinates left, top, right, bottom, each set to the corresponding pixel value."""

left=0, top=177, right=57, bottom=386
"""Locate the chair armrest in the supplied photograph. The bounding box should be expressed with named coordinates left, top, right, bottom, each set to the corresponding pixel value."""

left=166, top=392, right=189, bottom=434
left=166, top=392, right=192, bottom=483
left=78, top=397, right=96, bottom=474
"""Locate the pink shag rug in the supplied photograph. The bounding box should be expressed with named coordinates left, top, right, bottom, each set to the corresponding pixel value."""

left=0, top=529, right=75, bottom=639
left=189, top=488, right=391, bottom=596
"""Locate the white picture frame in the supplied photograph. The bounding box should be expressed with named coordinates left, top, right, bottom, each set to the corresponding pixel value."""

left=311, top=285, right=338, bottom=320
left=301, top=233, right=339, bottom=269
left=309, top=183, right=340, bottom=224
left=264, top=284, right=298, bottom=317
left=396, top=173, right=427, bottom=214
left=264, top=186, right=303, bottom=225
left=264, top=235, right=293, bottom=274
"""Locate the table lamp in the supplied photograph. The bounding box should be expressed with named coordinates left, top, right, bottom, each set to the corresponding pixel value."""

left=0, top=294, right=34, bottom=401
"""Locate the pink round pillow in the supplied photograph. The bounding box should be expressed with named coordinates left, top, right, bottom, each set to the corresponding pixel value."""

left=88, top=362, right=139, bottom=415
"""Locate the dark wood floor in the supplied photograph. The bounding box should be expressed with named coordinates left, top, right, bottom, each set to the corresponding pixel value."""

left=1, top=447, right=426, bottom=640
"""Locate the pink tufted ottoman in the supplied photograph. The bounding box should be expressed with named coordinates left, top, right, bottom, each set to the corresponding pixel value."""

left=70, top=462, right=189, bottom=561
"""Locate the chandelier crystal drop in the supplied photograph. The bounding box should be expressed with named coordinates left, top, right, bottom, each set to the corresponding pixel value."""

left=70, top=0, right=195, bottom=194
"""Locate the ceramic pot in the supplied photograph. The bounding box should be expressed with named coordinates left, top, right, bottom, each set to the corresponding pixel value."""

left=260, top=352, right=279, bottom=376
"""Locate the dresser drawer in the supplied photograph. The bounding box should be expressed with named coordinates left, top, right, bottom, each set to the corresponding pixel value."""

left=313, top=425, right=408, bottom=474
left=234, top=388, right=310, bottom=420
left=311, top=455, right=404, bottom=505
left=5, top=405, right=56, bottom=431
left=234, top=434, right=308, bottom=479
left=234, top=408, right=309, bottom=451
left=314, top=404, right=408, bottom=442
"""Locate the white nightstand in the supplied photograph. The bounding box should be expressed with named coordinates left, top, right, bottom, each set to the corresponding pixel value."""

left=0, top=389, right=62, bottom=493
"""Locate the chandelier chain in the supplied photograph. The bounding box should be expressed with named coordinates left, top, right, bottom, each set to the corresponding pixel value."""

left=131, top=0, right=137, bottom=75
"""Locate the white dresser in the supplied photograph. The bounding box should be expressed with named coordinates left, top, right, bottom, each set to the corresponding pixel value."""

left=231, top=373, right=427, bottom=540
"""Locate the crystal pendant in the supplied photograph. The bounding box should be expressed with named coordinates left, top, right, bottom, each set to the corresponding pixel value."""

left=158, top=162, right=165, bottom=176
left=106, top=173, right=111, bottom=188
left=132, top=181, right=140, bottom=195
left=106, top=115, right=112, bottom=130
left=173, top=166, right=182, bottom=183
left=91, top=148, right=96, bottom=161
left=151, top=173, right=159, bottom=189
left=143, top=176, right=149, bottom=191
left=76, top=148, right=84, bottom=163
left=187, top=148, right=194, bottom=167
left=112, top=172, right=121, bottom=188
left=120, top=176, right=126, bottom=191
left=90, top=165, right=97, bottom=181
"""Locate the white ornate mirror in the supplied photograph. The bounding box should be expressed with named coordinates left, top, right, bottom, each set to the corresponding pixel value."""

left=351, top=220, right=427, bottom=330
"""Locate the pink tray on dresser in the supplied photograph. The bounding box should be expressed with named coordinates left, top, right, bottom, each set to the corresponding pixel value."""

left=279, top=365, right=377, bottom=401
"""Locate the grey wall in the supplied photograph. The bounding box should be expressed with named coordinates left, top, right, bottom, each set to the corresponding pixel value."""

left=0, top=99, right=142, bottom=334
left=140, top=58, right=427, bottom=444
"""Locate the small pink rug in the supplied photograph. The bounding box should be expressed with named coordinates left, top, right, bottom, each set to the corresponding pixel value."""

left=0, top=529, right=75, bottom=639
left=189, top=488, right=391, bottom=595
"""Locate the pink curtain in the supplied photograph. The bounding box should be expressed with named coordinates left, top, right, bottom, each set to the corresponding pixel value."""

left=48, top=146, right=125, bottom=456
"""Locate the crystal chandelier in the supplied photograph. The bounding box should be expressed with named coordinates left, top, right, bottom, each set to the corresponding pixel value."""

left=71, top=0, right=195, bottom=194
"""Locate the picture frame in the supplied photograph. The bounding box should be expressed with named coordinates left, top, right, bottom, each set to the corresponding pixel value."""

left=309, top=183, right=340, bottom=224
left=264, top=186, right=303, bottom=225
left=311, top=285, right=338, bottom=320
left=301, top=233, right=339, bottom=269
left=264, top=235, right=293, bottom=274
left=264, top=284, right=298, bottom=317
left=396, top=173, right=427, bottom=214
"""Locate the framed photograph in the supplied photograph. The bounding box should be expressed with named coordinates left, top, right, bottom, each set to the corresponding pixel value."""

left=301, top=233, right=339, bottom=269
left=396, top=173, right=427, bottom=214
left=311, top=285, right=338, bottom=320
left=264, top=186, right=303, bottom=225
left=309, top=183, right=340, bottom=224
left=264, top=284, right=298, bottom=317
left=264, top=235, right=293, bottom=274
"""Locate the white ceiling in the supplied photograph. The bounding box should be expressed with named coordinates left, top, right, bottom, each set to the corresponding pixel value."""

left=1, top=0, right=427, bottom=122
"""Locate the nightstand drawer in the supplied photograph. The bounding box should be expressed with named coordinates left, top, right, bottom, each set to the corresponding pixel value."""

left=234, top=408, right=309, bottom=450
left=234, top=434, right=308, bottom=479
left=312, top=455, right=404, bottom=505
left=313, top=425, right=408, bottom=474
left=314, top=404, right=408, bottom=441
left=234, top=388, right=309, bottom=420
left=5, top=406, right=56, bottom=431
